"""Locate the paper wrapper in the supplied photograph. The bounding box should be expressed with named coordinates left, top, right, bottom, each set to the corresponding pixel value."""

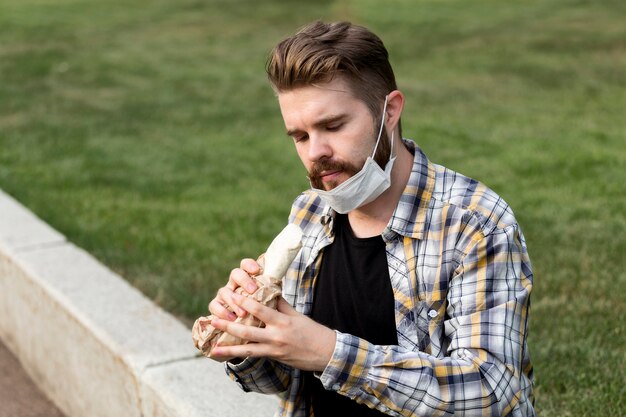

left=192, top=224, right=303, bottom=358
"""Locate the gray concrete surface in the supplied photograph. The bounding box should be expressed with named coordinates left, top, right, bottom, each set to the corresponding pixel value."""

left=0, top=340, right=66, bottom=417
left=0, top=188, right=277, bottom=417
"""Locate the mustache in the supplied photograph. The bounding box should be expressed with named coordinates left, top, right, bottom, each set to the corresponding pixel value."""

left=306, top=159, right=360, bottom=182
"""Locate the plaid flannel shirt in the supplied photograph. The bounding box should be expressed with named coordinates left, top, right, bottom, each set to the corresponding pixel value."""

left=226, top=140, right=535, bottom=416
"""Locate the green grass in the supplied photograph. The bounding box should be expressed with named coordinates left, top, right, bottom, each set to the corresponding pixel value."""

left=0, top=0, right=624, bottom=415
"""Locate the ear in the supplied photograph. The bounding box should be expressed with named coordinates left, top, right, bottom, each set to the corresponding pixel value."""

left=385, top=90, right=405, bottom=136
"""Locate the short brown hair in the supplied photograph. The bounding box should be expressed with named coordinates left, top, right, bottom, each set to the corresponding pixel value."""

left=266, top=21, right=398, bottom=123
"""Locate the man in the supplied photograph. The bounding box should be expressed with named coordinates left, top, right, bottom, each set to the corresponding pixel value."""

left=207, top=21, right=535, bottom=416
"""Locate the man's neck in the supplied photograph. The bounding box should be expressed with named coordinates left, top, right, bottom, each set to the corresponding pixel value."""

left=347, top=142, right=413, bottom=238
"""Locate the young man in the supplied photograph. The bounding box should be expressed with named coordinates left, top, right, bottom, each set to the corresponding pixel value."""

left=208, top=21, right=535, bottom=416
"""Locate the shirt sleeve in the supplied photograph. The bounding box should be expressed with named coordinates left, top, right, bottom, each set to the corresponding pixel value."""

left=318, top=224, right=534, bottom=416
left=225, top=357, right=292, bottom=395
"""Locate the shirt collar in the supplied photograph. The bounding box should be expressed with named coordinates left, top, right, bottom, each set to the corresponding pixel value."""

left=385, top=139, right=436, bottom=241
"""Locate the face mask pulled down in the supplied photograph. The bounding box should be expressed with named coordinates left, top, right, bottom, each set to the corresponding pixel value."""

left=311, top=97, right=396, bottom=214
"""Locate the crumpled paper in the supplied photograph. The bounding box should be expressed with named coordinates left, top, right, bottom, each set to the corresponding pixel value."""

left=192, top=224, right=302, bottom=358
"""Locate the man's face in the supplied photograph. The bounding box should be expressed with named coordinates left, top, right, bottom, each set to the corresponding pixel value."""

left=278, top=78, right=385, bottom=191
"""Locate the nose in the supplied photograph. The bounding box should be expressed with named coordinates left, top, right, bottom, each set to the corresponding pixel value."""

left=306, top=133, right=332, bottom=163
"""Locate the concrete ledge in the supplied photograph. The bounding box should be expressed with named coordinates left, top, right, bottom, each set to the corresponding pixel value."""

left=0, top=189, right=277, bottom=417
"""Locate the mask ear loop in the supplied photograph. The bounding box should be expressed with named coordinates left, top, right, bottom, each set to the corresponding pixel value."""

left=371, top=95, right=389, bottom=159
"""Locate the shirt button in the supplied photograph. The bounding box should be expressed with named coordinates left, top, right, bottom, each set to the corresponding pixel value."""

left=332, top=383, right=341, bottom=391
left=428, top=309, right=438, bottom=318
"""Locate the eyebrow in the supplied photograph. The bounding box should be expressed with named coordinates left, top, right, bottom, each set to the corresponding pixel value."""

left=286, top=113, right=348, bottom=137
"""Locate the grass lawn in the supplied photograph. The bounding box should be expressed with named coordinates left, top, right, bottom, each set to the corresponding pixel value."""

left=0, top=0, right=624, bottom=415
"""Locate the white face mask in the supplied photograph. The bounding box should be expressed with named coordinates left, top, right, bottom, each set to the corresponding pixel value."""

left=311, top=96, right=396, bottom=214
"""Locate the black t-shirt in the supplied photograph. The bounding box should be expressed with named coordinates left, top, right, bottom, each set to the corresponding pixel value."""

left=306, top=213, right=397, bottom=416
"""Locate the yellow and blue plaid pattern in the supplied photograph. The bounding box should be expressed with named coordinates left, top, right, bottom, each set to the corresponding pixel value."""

left=227, top=140, right=535, bottom=416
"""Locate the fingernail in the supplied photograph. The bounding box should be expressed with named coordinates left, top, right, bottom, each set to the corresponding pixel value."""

left=228, top=313, right=237, bottom=321
left=246, top=283, right=257, bottom=293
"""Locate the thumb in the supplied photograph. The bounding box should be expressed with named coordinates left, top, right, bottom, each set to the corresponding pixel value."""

left=276, top=297, right=298, bottom=316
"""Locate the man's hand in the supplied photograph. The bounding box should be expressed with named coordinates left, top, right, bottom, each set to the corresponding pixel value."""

left=210, top=293, right=336, bottom=372
left=208, top=258, right=260, bottom=321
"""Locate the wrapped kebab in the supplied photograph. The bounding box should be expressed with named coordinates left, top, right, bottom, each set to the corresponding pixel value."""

left=192, top=223, right=303, bottom=358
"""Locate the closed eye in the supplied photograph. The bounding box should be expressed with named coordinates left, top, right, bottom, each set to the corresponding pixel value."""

left=326, top=123, right=342, bottom=132
left=292, top=134, right=308, bottom=143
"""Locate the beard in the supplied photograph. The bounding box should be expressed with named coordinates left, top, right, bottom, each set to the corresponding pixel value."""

left=307, top=126, right=392, bottom=190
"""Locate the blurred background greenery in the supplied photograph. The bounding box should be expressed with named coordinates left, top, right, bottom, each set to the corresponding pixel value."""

left=0, top=0, right=624, bottom=415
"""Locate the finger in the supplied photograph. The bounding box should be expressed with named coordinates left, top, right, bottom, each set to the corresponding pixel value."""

left=229, top=267, right=258, bottom=294
left=276, top=297, right=298, bottom=316
left=231, top=292, right=280, bottom=324
left=208, top=299, right=237, bottom=321
left=211, top=343, right=266, bottom=360
left=211, top=317, right=266, bottom=344
left=240, top=258, right=261, bottom=276
left=208, top=349, right=238, bottom=363
left=217, top=287, right=247, bottom=317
